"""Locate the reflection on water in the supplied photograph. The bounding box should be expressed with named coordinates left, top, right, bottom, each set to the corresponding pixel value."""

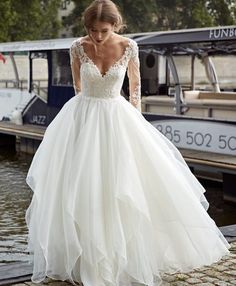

left=0, top=147, right=33, bottom=266
left=0, top=147, right=236, bottom=266
left=201, top=179, right=236, bottom=227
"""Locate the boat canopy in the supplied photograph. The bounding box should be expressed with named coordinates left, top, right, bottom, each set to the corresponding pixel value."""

left=136, top=26, right=236, bottom=56
left=0, top=32, right=151, bottom=53
left=0, top=38, right=78, bottom=52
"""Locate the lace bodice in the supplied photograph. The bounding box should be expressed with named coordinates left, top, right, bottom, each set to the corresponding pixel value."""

left=70, top=37, right=141, bottom=111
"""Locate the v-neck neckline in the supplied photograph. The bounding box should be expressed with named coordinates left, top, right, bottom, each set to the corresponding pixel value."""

left=79, top=38, right=131, bottom=78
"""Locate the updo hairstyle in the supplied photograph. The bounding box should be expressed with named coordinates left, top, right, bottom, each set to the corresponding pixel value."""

left=83, top=0, right=125, bottom=33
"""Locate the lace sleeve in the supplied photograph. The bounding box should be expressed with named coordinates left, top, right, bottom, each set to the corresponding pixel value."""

left=127, top=41, right=141, bottom=112
left=70, top=41, right=81, bottom=95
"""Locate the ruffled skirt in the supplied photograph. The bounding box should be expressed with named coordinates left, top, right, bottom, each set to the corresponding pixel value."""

left=25, top=94, right=230, bottom=286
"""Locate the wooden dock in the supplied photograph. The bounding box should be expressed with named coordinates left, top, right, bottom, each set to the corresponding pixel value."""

left=0, top=121, right=46, bottom=154
left=179, top=148, right=236, bottom=202
left=0, top=262, right=32, bottom=285
left=0, top=121, right=45, bottom=140
left=180, top=148, right=236, bottom=172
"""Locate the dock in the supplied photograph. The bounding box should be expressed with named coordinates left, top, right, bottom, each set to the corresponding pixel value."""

left=180, top=148, right=236, bottom=202
left=0, top=262, right=32, bottom=286
left=180, top=148, right=236, bottom=173
left=0, top=121, right=45, bottom=140
left=0, top=121, right=45, bottom=154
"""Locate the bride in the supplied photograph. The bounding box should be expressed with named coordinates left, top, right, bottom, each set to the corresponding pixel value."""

left=25, top=0, right=231, bottom=285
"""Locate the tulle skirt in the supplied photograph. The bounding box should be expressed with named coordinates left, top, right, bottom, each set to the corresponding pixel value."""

left=25, top=94, right=230, bottom=286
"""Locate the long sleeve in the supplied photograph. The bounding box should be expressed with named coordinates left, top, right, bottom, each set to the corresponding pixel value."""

left=70, top=42, right=81, bottom=95
left=127, top=41, right=141, bottom=112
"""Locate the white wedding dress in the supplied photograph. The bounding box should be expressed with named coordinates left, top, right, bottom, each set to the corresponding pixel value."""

left=25, top=37, right=230, bottom=286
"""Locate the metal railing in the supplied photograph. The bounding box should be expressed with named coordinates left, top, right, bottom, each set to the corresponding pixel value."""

left=0, top=79, right=48, bottom=96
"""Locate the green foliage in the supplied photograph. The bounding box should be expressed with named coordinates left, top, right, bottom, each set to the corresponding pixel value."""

left=64, top=0, right=158, bottom=35
left=1, top=0, right=234, bottom=42
left=0, top=0, right=15, bottom=42
left=63, top=0, right=91, bottom=37
left=118, top=0, right=158, bottom=32
left=0, top=0, right=61, bottom=42
left=65, top=0, right=236, bottom=36
left=155, top=0, right=235, bottom=30
left=40, top=0, right=62, bottom=39
left=207, top=0, right=236, bottom=25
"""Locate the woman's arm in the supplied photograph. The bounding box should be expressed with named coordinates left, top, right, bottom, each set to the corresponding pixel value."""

left=127, top=41, right=141, bottom=112
left=70, top=42, right=81, bottom=95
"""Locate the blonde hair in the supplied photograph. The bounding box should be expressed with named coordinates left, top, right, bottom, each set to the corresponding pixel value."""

left=83, top=0, right=125, bottom=33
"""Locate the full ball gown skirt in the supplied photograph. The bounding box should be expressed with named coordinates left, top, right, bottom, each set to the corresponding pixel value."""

left=25, top=38, right=230, bottom=286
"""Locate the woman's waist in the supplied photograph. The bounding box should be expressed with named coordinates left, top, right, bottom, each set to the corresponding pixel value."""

left=79, top=92, right=122, bottom=101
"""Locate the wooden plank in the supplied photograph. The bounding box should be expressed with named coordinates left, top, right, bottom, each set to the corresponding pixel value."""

left=0, top=122, right=46, bottom=140
left=0, top=262, right=32, bottom=285
left=0, top=262, right=33, bottom=279
left=0, top=275, right=31, bottom=286
left=219, top=224, right=236, bottom=243
left=180, top=148, right=236, bottom=171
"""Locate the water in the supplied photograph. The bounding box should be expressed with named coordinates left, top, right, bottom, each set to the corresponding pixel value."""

left=0, top=147, right=33, bottom=266
left=0, top=147, right=236, bottom=266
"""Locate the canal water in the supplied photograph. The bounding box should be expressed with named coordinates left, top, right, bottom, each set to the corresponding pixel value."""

left=0, top=147, right=33, bottom=266
left=0, top=146, right=236, bottom=266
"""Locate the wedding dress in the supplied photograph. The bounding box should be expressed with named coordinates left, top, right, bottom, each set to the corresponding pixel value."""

left=25, top=37, right=230, bottom=286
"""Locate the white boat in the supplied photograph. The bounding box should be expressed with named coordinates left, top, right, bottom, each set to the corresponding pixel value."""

left=0, top=26, right=235, bottom=156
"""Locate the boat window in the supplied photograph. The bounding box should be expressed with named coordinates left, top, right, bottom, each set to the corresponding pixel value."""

left=52, top=50, right=73, bottom=87
left=169, top=56, right=192, bottom=90
left=31, top=52, right=48, bottom=101
left=0, top=51, right=28, bottom=90
left=211, top=56, right=236, bottom=92
left=194, top=57, right=212, bottom=90
left=169, top=55, right=214, bottom=91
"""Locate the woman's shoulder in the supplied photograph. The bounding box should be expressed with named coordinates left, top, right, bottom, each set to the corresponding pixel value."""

left=114, top=35, right=138, bottom=58
left=72, top=36, right=92, bottom=48
left=70, top=38, right=80, bottom=52
left=70, top=36, right=91, bottom=58
left=71, top=36, right=97, bottom=54
left=71, top=36, right=87, bottom=47
left=115, top=35, right=137, bottom=47
left=70, top=37, right=87, bottom=59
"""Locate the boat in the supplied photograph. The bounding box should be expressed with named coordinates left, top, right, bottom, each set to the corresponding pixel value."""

left=0, top=27, right=235, bottom=201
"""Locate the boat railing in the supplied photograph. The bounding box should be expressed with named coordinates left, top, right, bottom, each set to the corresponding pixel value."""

left=0, top=79, right=48, bottom=96
left=31, top=81, right=48, bottom=97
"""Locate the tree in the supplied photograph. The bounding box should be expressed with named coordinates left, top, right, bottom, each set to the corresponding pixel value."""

left=118, top=0, right=158, bottom=32
left=64, top=0, right=236, bottom=36
left=155, top=0, right=236, bottom=30
left=63, top=0, right=91, bottom=36
left=0, top=0, right=16, bottom=42
left=63, top=0, right=158, bottom=36
left=0, top=0, right=61, bottom=42
left=207, top=0, right=236, bottom=26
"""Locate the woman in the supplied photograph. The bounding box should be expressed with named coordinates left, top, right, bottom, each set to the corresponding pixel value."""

left=25, top=0, right=230, bottom=285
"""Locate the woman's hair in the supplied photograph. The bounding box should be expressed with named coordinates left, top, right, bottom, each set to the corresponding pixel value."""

left=83, top=0, right=125, bottom=33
